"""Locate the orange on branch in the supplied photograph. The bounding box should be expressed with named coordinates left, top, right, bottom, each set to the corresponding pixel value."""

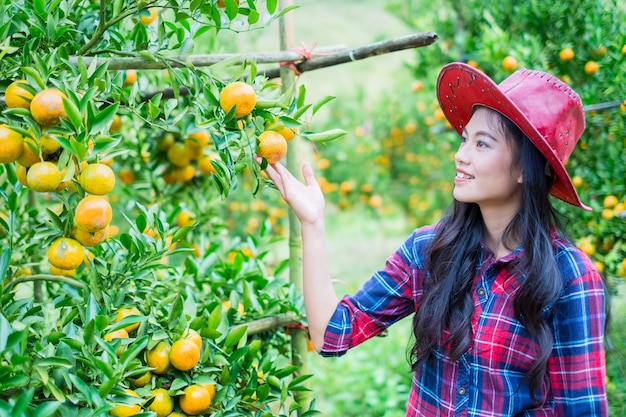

left=146, top=341, right=172, bottom=375
left=114, top=306, right=142, bottom=333
left=73, top=227, right=108, bottom=247
left=110, top=388, right=142, bottom=417
left=104, top=328, right=129, bottom=356
left=26, top=161, right=63, bottom=192
left=30, top=88, right=67, bottom=127
left=48, top=237, right=84, bottom=270
left=5, top=79, right=33, bottom=110
left=140, top=8, right=158, bottom=25
left=502, top=56, right=518, bottom=71
left=167, top=142, right=192, bottom=167
left=18, top=140, right=42, bottom=168
left=79, top=163, right=116, bottom=195
left=257, top=130, right=287, bottom=165
left=184, top=130, right=211, bottom=155
left=179, top=384, right=213, bottom=416
left=219, top=82, right=256, bottom=118
left=584, top=61, right=599, bottom=75
left=182, top=329, right=202, bottom=350
left=169, top=338, right=200, bottom=371
left=123, top=70, right=137, bottom=87
left=74, top=195, right=113, bottom=232
left=559, top=47, right=575, bottom=61
left=198, top=152, right=218, bottom=175
left=147, top=388, right=174, bottom=417
left=0, top=125, right=24, bottom=163
left=39, top=134, right=61, bottom=154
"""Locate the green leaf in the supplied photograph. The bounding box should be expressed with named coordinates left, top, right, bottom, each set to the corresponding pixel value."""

left=207, top=303, right=222, bottom=331
left=0, top=248, right=10, bottom=289
left=62, top=97, right=82, bottom=130
left=224, top=325, right=247, bottom=349
left=91, top=103, right=119, bottom=135
left=11, top=387, right=33, bottom=416
left=33, top=401, right=62, bottom=417
left=301, top=128, right=347, bottom=143
left=312, top=95, right=336, bottom=117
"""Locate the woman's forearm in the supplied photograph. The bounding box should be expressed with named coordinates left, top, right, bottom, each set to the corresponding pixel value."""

left=301, top=219, right=338, bottom=352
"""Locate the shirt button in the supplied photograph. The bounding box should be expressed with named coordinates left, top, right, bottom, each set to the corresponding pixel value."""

left=458, top=386, right=466, bottom=395
left=477, top=287, right=486, bottom=296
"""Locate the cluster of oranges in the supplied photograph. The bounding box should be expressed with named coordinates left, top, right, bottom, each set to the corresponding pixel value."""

left=157, top=130, right=220, bottom=185
left=1, top=79, right=119, bottom=276
left=106, top=308, right=216, bottom=416
left=2, top=81, right=72, bottom=192
left=218, top=81, right=294, bottom=164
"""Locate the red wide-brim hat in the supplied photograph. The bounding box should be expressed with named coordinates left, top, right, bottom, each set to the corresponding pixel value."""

left=437, top=62, right=591, bottom=211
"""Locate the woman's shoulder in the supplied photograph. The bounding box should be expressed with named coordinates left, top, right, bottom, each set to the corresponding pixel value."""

left=553, top=233, right=601, bottom=288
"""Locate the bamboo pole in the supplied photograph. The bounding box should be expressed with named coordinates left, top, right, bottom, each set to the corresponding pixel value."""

left=278, top=1, right=312, bottom=414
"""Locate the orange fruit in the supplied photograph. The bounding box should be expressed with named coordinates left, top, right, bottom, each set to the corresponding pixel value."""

left=167, top=142, right=191, bottom=167
left=502, top=56, right=518, bottom=71
left=74, top=195, right=113, bottom=232
left=39, top=134, right=62, bottom=154
left=26, top=161, right=63, bottom=192
left=17, top=140, right=42, bottom=167
left=146, top=341, right=172, bottom=375
left=73, top=226, right=108, bottom=247
left=182, top=329, right=202, bottom=350
left=123, top=70, right=137, bottom=87
left=219, top=82, right=256, bottom=118
left=117, top=168, right=136, bottom=185
left=48, top=237, right=84, bottom=270
left=157, top=132, right=175, bottom=151
left=30, top=88, right=67, bottom=127
left=177, top=210, right=195, bottom=227
left=5, top=80, right=33, bottom=110
left=559, top=47, right=575, bottom=61
left=109, top=115, right=123, bottom=133
left=197, top=152, right=218, bottom=175
left=184, top=130, right=211, bottom=155
left=147, top=388, right=174, bottom=417
left=0, top=125, right=24, bottom=163
left=140, top=8, right=158, bottom=25
left=572, top=175, right=583, bottom=188
left=411, top=80, right=424, bottom=92
left=104, top=328, right=129, bottom=356
left=114, top=306, right=142, bottom=333
left=79, top=163, right=116, bottom=195
left=169, top=338, right=200, bottom=371
left=584, top=61, right=599, bottom=75
left=110, top=388, right=142, bottom=417
left=49, top=264, right=76, bottom=277
left=257, top=130, right=287, bottom=164
left=603, top=195, right=619, bottom=208
left=179, top=384, right=213, bottom=415
left=128, top=370, right=152, bottom=388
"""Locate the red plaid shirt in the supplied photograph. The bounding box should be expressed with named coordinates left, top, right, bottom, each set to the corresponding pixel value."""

left=321, top=225, right=608, bottom=416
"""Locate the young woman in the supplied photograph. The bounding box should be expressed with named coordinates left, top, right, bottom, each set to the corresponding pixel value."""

left=260, top=62, right=608, bottom=416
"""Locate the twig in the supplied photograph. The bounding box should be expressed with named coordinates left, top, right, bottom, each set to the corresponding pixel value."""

left=262, top=30, right=439, bottom=78
left=5, top=274, right=86, bottom=290
left=232, top=312, right=300, bottom=336
left=68, top=45, right=349, bottom=71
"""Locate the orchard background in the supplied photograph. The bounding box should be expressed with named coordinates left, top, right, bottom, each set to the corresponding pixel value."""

left=0, top=1, right=624, bottom=417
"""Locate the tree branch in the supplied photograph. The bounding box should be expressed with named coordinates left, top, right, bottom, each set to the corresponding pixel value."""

left=5, top=274, right=86, bottom=291
left=232, top=312, right=300, bottom=336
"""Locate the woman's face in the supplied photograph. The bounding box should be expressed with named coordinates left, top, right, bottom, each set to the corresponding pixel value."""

left=453, top=107, right=523, bottom=212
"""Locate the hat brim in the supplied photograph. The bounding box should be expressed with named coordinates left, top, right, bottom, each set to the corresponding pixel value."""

left=436, top=63, right=590, bottom=211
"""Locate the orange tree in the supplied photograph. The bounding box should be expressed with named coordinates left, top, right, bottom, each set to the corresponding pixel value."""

left=0, top=0, right=343, bottom=415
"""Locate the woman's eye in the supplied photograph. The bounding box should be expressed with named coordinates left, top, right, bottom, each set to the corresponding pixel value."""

left=477, top=140, right=487, bottom=148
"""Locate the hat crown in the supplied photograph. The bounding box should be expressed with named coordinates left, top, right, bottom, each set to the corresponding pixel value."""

left=498, top=69, right=585, bottom=164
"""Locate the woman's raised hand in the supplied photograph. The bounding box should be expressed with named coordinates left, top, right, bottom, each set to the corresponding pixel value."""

left=259, top=161, right=325, bottom=226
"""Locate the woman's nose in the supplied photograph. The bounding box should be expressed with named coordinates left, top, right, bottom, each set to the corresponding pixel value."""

left=454, top=143, right=470, bottom=164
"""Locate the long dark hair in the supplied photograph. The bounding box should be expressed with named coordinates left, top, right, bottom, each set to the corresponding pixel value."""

left=409, top=108, right=563, bottom=403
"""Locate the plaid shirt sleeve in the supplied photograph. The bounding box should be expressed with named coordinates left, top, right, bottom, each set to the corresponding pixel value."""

left=548, top=244, right=608, bottom=416
left=320, top=226, right=434, bottom=356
